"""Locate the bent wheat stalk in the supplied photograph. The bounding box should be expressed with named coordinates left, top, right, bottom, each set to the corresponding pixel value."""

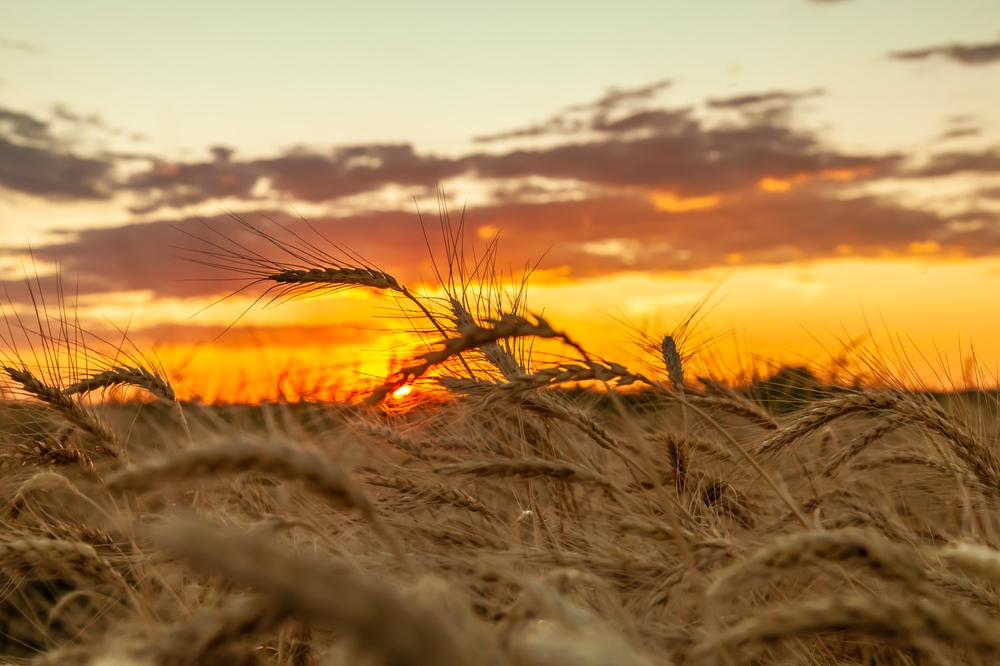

left=152, top=520, right=475, bottom=666
left=692, top=594, right=1000, bottom=662
left=366, top=314, right=584, bottom=404
left=708, top=528, right=930, bottom=601
left=438, top=459, right=612, bottom=488
left=106, top=440, right=410, bottom=570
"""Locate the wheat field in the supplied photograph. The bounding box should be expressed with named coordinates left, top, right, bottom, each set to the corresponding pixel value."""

left=0, top=218, right=998, bottom=666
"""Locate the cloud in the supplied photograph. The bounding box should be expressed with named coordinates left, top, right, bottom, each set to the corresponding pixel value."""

left=909, top=149, right=1000, bottom=177
left=121, top=85, right=890, bottom=210
left=473, top=80, right=673, bottom=143
left=0, top=106, right=119, bottom=200
left=6, top=184, right=994, bottom=305
left=890, top=35, right=1000, bottom=65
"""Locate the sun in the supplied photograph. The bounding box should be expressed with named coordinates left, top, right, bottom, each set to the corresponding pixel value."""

left=392, top=384, right=413, bottom=399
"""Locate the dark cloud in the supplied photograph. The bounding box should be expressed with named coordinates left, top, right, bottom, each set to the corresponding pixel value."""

left=0, top=106, right=118, bottom=200
left=909, top=150, right=1000, bottom=177
left=939, top=127, right=982, bottom=140
left=890, top=36, right=1000, bottom=65
left=464, top=122, right=890, bottom=197
left=473, top=80, right=673, bottom=143
left=7, top=186, right=994, bottom=303
left=125, top=143, right=465, bottom=212
left=122, top=85, right=889, bottom=209
left=0, top=114, right=115, bottom=200
left=980, top=187, right=1000, bottom=200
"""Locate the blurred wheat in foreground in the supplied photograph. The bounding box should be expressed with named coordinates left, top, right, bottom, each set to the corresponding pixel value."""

left=0, top=213, right=999, bottom=666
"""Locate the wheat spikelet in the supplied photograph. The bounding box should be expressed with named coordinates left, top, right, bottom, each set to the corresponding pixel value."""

left=144, top=594, right=287, bottom=666
left=821, top=416, right=905, bottom=477
left=3, top=366, right=125, bottom=467
left=924, top=567, right=1000, bottom=613
left=617, top=518, right=694, bottom=541
left=660, top=336, right=684, bottom=392
left=941, top=543, right=1000, bottom=585
left=450, top=298, right=524, bottom=379
left=440, top=360, right=642, bottom=394
left=0, top=536, right=122, bottom=586
left=438, top=459, right=612, bottom=488
left=693, top=594, right=1000, bottom=661
left=366, top=314, right=582, bottom=404
left=63, top=365, right=176, bottom=403
left=4, top=429, right=97, bottom=475
left=708, top=528, right=930, bottom=601
left=151, top=520, right=478, bottom=666
left=755, top=391, right=999, bottom=491
left=364, top=473, right=493, bottom=515
left=105, top=440, right=408, bottom=568
left=269, top=266, right=403, bottom=292
left=352, top=421, right=429, bottom=461
left=685, top=394, right=779, bottom=429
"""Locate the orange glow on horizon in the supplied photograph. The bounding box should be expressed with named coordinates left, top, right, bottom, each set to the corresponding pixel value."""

left=120, top=255, right=1000, bottom=403
left=650, top=191, right=721, bottom=212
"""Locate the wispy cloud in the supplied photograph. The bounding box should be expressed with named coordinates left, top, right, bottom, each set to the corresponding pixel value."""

left=890, top=35, right=1000, bottom=65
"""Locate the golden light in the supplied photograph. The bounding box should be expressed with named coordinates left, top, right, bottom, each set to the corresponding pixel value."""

left=392, top=384, right=413, bottom=399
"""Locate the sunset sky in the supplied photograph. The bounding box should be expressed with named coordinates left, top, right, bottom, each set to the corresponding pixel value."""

left=2, top=0, right=1000, bottom=400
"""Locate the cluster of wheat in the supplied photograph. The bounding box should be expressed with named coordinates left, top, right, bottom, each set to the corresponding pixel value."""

left=0, top=217, right=998, bottom=665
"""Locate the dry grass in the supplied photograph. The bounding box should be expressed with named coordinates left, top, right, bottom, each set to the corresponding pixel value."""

left=1, top=217, right=999, bottom=665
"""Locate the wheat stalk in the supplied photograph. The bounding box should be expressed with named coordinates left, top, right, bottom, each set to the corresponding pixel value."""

left=143, top=594, right=287, bottom=666
left=438, top=459, right=612, bottom=488
left=693, top=594, right=1000, bottom=662
left=105, top=440, right=409, bottom=569
left=366, top=314, right=584, bottom=404
left=151, top=520, right=477, bottom=666
left=0, top=536, right=123, bottom=586
left=707, top=528, right=930, bottom=601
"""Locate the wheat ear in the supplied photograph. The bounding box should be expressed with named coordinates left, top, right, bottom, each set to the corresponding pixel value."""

left=707, top=528, right=930, bottom=601
left=105, top=440, right=409, bottom=569
left=144, top=594, right=287, bottom=666
left=450, top=298, right=524, bottom=379
left=0, top=536, right=123, bottom=586
left=352, top=421, right=429, bottom=461
left=152, top=520, right=475, bottom=666
left=755, top=391, right=999, bottom=491
left=3, top=366, right=125, bottom=467
left=64, top=364, right=192, bottom=440
left=692, top=594, right=1000, bottom=662
left=366, top=314, right=583, bottom=404
left=438, top=459, right=612, bottom=488
left=821, top=416, right=905, bottom=477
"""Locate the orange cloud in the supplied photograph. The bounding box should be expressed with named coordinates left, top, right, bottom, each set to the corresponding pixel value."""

left=650, top=191, right=721, bottom=212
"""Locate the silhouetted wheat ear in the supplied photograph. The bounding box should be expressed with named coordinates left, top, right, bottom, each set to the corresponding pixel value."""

left=450, top=298, right=524, bottom=380
left=268, top=266, right=403, bottom=291
left=660, top=335, right=684, bottom=391
left=3, top=366, right=126, bottom=467
left=366, top=313, right=581, bottom=404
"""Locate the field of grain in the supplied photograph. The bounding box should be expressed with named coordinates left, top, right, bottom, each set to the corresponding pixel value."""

left=1, top=221, right=999, bottom=666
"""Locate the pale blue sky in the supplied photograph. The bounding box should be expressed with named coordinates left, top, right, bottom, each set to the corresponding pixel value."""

left=3, top=0, right=999, bottom=159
